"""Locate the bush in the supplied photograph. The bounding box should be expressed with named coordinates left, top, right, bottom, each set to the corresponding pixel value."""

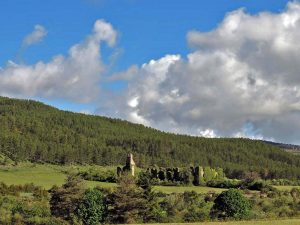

left=78, top=167, right=117, bottom=183
left=244, top=180, right=276, bottom=192
left=0, top=182, right=46, bottom=197
left=12, top=201, right=51, bottom=219
left=207, top=179, right=240, bottom=189
left=107, top=173, right=146, bottom=224
left=77, top=189, right=107, bottom=225
left=158, top=191, right=213, bottom=223
left=182, top=191, right=211, bottom=222
left=137, top=171, right=152, bottom=191
left=49, top=175, right=85, bottom=222
left=210, top=189, right=251, bottom=219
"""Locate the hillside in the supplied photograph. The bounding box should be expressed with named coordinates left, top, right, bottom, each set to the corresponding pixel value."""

left=1, top=96, right=300, bottom=179
left=264, top=141, right=300, bottom=155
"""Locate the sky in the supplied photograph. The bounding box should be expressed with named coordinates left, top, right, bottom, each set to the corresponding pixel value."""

left=1, top=0, right=300, bottom=144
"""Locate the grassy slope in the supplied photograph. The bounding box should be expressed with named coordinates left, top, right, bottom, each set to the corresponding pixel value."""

left=0, top=163, right=115, bottom=189
left=0, top=163, right=66, bottom=189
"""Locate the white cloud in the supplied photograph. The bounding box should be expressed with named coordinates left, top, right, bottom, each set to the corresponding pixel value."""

left=199, top=129, right=217, bottom=138
left=128, top=96, right=139, bottom=108
left=3, top=3, right=300, bottom=144
left=108, top=65, right=138, bottom=81
left=0, top=19, right=117, bottom=102
left=80, top=109, right=93, bottom=115
left=93, top=20, right=117, bottom=47
left=22, top=25, right=47, bottom=47
left=107, top=2, right=300, bottom=144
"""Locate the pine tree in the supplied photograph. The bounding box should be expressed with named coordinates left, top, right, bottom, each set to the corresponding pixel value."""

left=49, top=175, right=85, bottom=222
left=107, top=173, right=146, bottom=224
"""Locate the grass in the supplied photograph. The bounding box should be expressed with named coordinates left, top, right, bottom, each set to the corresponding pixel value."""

left=86, top=180, right=117, bottom=189
left=0, top=163, right=297, bottom=195
left=274, top=185, right=300, bottom=191
left=86, top=182, right=228, bottom=194
left=132, top=218, right=300, bottom=225
left=1, top=163, right=300, bottom=225
left=0, top=163, right=119, bottom=190
left=0, top=163, right=66, bottom=189
left=0, top=163, right=230, bottom=200
left=153, top=185, right=227, bottom=194
left=0, top=163, right=228, bottom=194
left=0, top=163, right=225, bottom=194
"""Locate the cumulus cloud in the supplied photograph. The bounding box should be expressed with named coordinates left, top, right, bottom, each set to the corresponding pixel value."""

left=3, top=2, right=300, bottom=144
left=0, top=19, right=117, bottom=102
left=109, top=2, right=300, bottom=144
left=108, top=65, right=138, bottom=81
left=22, top=25, right=47, bottom=47
left=80, top=109, right=93, bottom=115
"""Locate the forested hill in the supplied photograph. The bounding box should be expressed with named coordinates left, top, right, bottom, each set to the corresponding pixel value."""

left=1, top=96, right=300, bottom=179
left=264, top=140, right=300, bottom=155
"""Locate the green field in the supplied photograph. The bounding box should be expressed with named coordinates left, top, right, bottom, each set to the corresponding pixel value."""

left=273, top=185, right=300, bottom=191
left=0, top=163, right=226, bottom=193
left=133, top=218, right=300, bottom=225
left=0, top=163, right=66, bottom=189
left=153, top=185, right=227, bottom=194
left=1, top=163, right=299, bottom=195
left=0, top=163, right=118, bottom=189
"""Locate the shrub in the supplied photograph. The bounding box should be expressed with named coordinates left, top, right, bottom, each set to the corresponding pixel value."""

left=182, top=191, right=211, bottom=222
left=137, top=171, right=152, bottom=191
left=77, top=189, right=107, bottom=225
left=207, top=179, right=240, bottom=189
left=107, top=173, right=146, bottom=224
left=12, top=201, right=51, bottom=219
left=49, top=175, right=85, bottom=222
left=78, top=167, right=117, bottom=183
left=210, top=189, right=251, bottom=219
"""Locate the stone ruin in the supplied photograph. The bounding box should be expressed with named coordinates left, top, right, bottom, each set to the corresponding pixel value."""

left=117, top=153, right=136, bottom=176
left=147, top=166, right=206, bottom=185
left=116, top=154, right=224, bottom=185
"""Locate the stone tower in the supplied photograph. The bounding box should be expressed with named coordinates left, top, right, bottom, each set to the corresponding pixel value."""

left=125, top=153, right=136, bottom=176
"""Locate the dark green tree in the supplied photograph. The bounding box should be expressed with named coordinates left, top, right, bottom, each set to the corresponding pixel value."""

left=77, top=188, right=107, bottom=225
left=183, top=191, right=211, bottom=222
left=107, top=173, right=146, bottom=224
left=137, top=171, right=166, bottom=222
left=181, top=168, right=193, bottom=185
left=137, top=171, right=152, bottom=192
left=49, top=175, right=85, bottom=222
left=210, top=189, right=251, bottom=219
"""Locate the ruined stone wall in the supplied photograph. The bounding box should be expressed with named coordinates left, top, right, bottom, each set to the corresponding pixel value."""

left=146, top=166, right=224, bottom=185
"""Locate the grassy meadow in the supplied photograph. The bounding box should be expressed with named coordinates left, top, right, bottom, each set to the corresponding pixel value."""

left=1, top=163, right=300, bottom=194
left=0, top=163, right=115, bottom=189
left=0, top=163, right=228, bottom=193
left=0, top=163, right=66, bottom=189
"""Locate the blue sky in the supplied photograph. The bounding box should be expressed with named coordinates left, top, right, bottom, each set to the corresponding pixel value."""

left=0, top=0, right=289, bottom=68
left=1, top=0, right=300, bottom=143
left=0, top=0, right=290, bottom=109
